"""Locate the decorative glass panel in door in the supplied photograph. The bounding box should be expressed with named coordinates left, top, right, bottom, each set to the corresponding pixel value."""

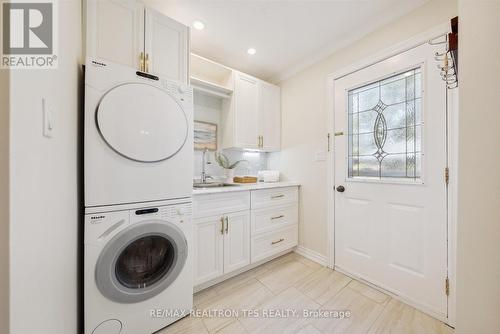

left=348, top=68, right=422, bottom=180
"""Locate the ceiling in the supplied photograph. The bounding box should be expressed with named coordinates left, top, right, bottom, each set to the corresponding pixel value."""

left=145, top=0, right=430, bottom=82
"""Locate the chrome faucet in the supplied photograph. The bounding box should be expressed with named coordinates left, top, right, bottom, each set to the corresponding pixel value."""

left=201, top=148, right=212, bottom=183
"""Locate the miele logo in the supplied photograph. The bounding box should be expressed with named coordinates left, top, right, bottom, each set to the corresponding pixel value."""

left=90, top=215, right=105, bottom=223
left=91, top=60, right=107, bottom=67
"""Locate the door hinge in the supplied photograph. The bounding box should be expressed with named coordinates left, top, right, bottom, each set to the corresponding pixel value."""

left=445, top=277, right=450, bottom=296
left=444, top=167, right=449, bottom=185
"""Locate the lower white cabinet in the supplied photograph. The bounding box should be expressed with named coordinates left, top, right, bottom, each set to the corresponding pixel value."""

left=223, top=211, right=251, bottom=273
left=251, top=225, right=298, bottom=263
left=251, top=204, right=298, bottom=235
left=193, top=186, right=299, bottom=288
left=193, top=210, right=250, bottom=286
left=193, top=215, right=224, bottom=285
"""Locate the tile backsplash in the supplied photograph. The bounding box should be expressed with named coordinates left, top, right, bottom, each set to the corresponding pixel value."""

left=193, top=149, right=268, bottom=181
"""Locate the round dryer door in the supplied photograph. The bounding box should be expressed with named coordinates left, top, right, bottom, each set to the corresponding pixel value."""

left=95, top=220, right=188, bottom=303
left=96, top=83, right=188, bottom=162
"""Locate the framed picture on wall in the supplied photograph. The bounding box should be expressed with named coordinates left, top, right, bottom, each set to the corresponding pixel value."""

left=194, top=121, right=217, bottom=151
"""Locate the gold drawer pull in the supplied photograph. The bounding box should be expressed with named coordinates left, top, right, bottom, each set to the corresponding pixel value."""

left=271, top=215, right=284, bottom=220
left=271, top=238, right=285, bottom=245
left=271, top=194, right=285, bottom=199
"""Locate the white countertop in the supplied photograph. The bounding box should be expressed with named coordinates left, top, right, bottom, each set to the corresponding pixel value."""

left=192, top=181, right=300, bottom=195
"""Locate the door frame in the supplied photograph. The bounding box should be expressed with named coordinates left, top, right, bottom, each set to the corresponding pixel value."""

left=325, top=22, right=457, bottom=326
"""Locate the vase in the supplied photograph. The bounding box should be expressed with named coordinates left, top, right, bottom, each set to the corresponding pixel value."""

left=225, top=169, right=235, bottom=183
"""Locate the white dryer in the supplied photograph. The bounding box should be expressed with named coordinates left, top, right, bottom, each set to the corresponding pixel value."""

left=85, top=199, right=193, bottom=334
left=84, top=58, right=193, bottom=207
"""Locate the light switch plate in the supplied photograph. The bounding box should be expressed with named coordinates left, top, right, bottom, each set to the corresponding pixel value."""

left=42, top=98, right=53, bottom=138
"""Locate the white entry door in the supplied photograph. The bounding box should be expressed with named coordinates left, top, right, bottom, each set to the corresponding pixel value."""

left=334, top=42, right=448, bottom=318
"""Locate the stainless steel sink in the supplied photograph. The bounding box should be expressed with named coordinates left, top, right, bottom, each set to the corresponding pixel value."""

left=193, top=182, right=240, bottom=189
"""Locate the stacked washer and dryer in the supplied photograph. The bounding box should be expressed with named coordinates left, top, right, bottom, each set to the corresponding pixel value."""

left=84, top=58, right=194, bottom=334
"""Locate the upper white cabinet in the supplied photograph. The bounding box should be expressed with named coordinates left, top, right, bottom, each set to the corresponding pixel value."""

left=86, top=0, right=144, bottom=70
left=233, top=72, right=260, bottom=149
left=222, top=71, right=281, bottom=151
left=144, top=8, right=189, bottom=82
left=86, top=0, right=189, bottom=84
left=259, top=81, right=281, bottom=151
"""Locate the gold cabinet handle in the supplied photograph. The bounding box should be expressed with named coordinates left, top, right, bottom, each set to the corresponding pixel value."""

left=139, top=52, right=144, bottom=71
left=225, top=216, right=229, bottom=234
left=271, top=215, right=284, bottom=220
left=145, top=53, right=149, bottom=72
left=220, top=217, right=224, bottom=235
left=271, top=238, right=285, bottom=245
left=271, top=194, right=285, bottom=199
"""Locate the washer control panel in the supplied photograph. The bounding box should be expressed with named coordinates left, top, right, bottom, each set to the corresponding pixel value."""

left=160, top=203, right=192, bottom=224
left=128, top=202, right=192, bottom=225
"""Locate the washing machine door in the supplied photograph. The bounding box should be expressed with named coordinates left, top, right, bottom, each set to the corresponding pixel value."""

left=95, top=220, right=188, bottom=303
left=96, top=83, right=188, bottom=162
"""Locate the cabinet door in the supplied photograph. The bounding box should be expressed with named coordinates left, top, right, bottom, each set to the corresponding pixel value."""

left=86, top=0, right=144, bottom=69
left=193, top=215, right=224, bottom=285
left=259, top=82, right=281, bottom=151
left=234, top=73, right=259, bottom=149
left=144, top=8, right=189, bottom=84
left=223, top=211, right=251, bottom=274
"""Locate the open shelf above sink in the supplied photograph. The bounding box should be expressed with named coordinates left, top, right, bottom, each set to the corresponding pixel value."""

left=190, top=53, right=234, bottom=99
left=190, top=76, right=233, bottom=98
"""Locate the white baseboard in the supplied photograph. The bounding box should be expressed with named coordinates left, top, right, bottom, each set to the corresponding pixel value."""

left=294, top=245, right=328, bottom=266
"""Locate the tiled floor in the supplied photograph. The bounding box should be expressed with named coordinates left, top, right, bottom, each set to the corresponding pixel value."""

left=159, top=252, right=454, bottom=334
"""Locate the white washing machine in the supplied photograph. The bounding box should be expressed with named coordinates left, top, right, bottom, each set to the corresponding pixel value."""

left=85, top=199, right=193, bottom=334
left=84, top=58, right=193, bottom=208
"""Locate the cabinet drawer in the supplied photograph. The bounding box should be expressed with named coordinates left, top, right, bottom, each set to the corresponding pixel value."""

left=251, top=186, right=298, bottom=209
left=194, top=191, right=250, bottom=218
left=251, top=204, right=298, bottom=235
left=251, top=225, right=298, bottom=263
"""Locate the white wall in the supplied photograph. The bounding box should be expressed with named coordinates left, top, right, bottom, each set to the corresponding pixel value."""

left=0, top=58, right=10, bottom=334
left=270, top=0, right=458, bottom=256
left=456, top=1, right=500, bottom=333
left=8, top=1, right=82, bottom=333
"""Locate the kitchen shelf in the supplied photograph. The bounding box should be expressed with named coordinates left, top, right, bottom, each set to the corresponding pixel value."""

left=190, top=76, right=233, bottom=99
left=190, top=53, right=234, bottom=99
